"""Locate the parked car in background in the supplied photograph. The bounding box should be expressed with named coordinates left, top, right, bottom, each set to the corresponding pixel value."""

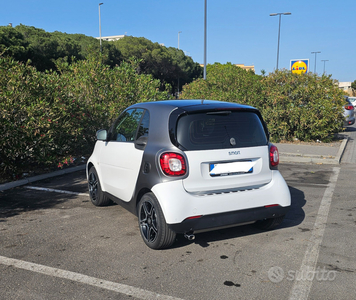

left=86, top=100, right=291, bottom=249
left=348, top=96, right=356, bottom=108
left=344, top=97, right=355, bottom=126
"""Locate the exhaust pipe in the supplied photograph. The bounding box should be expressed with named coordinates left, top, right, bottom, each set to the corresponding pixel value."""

left=184, top=232, right=195, bottom=240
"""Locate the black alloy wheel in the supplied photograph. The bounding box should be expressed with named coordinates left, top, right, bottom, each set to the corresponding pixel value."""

left=88, top=167, right=111, bottom=206
left=138, top=193, right=176, bottom=250
left=140, top=199, right=158, bottom=243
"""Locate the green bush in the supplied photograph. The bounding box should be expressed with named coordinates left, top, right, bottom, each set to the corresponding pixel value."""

left=180, top=62, right=261, bottom=106
left=0, top=55, right=170, bottom=180
left=257, top=70, right=344, bottom=142
left=181, top=65, right=344, bottom=142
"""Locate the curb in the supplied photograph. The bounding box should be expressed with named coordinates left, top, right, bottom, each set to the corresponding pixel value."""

left=0, top=165, right=86, bottom=192
left=279, top=138, right=349, bottom=165
left=335, top=137, right=349, bottom=164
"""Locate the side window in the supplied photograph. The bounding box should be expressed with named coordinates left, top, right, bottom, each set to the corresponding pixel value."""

left=136, top=111, right=149, bottom=140
left=110, top=109, right=144, bottom=142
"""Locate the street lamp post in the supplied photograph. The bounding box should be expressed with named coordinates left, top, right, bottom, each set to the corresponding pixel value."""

left=203, top=0, right=207, bottom=80
left=178, top=31, right=182, bottom=50
left=177, top=31, right=182, bottom=97
left=99, top=3, right=104, bottom=52
left=311, top=51, right=321, bottom=74
left=321, top=59, right=329, bottom=74
left=270, top=12, right=291, bottom=70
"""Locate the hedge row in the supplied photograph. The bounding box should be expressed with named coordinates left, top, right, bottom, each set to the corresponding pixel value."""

left=0, top=55, right=170, bottom=180
left=0, top=59, right=346, bottom=181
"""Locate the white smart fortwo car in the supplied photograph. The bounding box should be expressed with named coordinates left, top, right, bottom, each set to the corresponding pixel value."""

left=87, top=100, right=291, bottom=249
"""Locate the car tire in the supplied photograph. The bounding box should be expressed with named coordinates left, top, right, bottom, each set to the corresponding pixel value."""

left=254, top=215, right=285, bottom=230
left=88, top=167, right=111, bottom=206
left=137, top=192, right=176, bottom=250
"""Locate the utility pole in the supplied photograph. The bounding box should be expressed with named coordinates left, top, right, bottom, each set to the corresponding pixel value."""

left=321, top=59, right=329, bottom=74
left=178, top=31, right=182, bottom=97
left=203, top=0, right=207, bottom=79
left=311, top=51, right=321, bottom=74
left=99, top=3, right=104, bottom=52
left=270, top=12, right=291, bottom=70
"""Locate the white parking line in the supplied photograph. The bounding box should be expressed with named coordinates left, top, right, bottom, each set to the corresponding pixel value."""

left=288, top=167, right=340, bottom=300
left=0, top=255, right=184, bottom=300
left=25, top=186, right=89, bottom=197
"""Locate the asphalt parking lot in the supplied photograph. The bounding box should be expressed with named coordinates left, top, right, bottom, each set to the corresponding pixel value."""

left=1, top=155, right=356, bottom=300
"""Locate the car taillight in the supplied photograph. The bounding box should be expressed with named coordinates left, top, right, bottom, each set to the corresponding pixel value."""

left=269, top=144, right=279, bottom=168
left=265, top=204, right=280, bottom=208
left=345, top=105, right=354, bottom=110
left=160, top=152, right=187, bottom=176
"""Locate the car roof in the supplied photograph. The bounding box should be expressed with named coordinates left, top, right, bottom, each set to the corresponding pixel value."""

left=123, top=99, right=268, bottom=147
left=129, top=99, right=256, bottom=113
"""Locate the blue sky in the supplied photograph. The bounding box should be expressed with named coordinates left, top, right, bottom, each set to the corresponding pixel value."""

left=1, top=0, right=355, bottom=82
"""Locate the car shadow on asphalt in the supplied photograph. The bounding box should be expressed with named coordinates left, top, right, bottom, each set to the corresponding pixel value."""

left=344, top=126, right=356, bottom=132
left=171, top=185, right=306, bottom=249
left=0, top=188, right=80, bottom=221
left=0, top=171, right=89, bottom=221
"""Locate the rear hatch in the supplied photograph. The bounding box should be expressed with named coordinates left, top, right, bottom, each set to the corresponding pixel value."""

left=176, top=110, right=272, bottom=194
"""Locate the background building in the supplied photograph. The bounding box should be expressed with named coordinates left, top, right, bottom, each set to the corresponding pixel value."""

left=234, top=64, right=255, bottom=72
left=95, top=34, right=126, bottom=42
left=339, top=82, right=354, bottom=96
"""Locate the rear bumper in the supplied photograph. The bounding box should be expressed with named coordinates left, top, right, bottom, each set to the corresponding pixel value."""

left=152, top=170, right=291, bottom=226
left=344, top=116, right=355, bottom=126
left=168, top=205, right=290, bottom=234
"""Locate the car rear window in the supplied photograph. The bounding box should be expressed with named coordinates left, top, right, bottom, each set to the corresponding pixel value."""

left=176, top=111, right=268, bottom=150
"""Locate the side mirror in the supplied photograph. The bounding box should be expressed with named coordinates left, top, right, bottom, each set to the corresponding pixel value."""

left=135, top=136, right=148, bottom=150
left=96, top=129, right=107, bottom=141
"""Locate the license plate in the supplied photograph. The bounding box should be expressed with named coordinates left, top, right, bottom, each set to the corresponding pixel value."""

left=209, top=161, right=254, bottom=177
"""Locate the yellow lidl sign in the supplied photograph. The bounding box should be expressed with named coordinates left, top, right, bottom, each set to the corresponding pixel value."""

left=290, top=59, right=309, bottom=74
